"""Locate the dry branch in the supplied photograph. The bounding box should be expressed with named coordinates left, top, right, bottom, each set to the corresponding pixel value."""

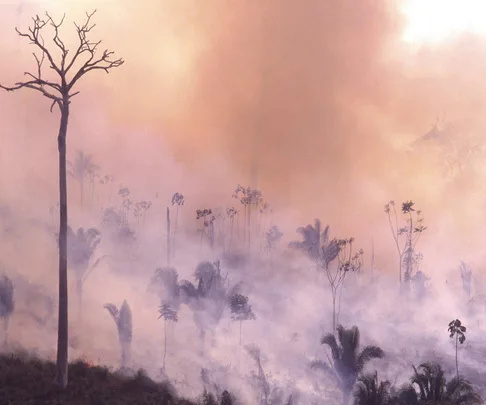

left=0, top=10, right=124, bottom=112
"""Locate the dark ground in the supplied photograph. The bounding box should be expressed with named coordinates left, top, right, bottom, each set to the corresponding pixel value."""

left=0, top=351, right=209, bottom=405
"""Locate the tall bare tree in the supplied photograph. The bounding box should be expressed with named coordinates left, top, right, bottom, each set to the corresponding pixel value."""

left=0, top=11, right=123, bottom=388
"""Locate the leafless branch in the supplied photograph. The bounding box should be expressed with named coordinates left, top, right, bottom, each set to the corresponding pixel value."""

left=46, top=12, right=68, bottom=70
left=67, top=10, right=124, bottom=90
left=0, top=10, right=123, bottom=108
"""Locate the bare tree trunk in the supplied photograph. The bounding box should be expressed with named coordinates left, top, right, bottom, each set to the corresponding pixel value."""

left=332, top=293, right=337, bottom=334
left=247, top=205, right=251, bottom=252
left=172, top=205, right=179, bottom=258
left=54, top=104, right=69, bottom=389
left=228, top=218, right=234, bottom=253
left=210, top=222, right=214, bottom=252
left=239, top=320, right=242, bottom=346
left=163, top=319, right=167, bottom=371
left=456, top=334, right=459, bottom=378
left=166, top=207, right=171, bottom=267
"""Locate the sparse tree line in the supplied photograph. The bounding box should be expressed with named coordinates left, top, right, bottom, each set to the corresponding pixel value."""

left=1, top=190, right=483, bottom=404
left=0, top=8, right=483, bottom=405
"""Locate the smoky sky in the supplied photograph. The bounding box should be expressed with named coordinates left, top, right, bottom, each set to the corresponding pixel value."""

left=2, top=1, right=486, bottom=266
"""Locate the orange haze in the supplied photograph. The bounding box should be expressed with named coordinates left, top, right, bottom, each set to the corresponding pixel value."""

left=2, top=0, right=486, bottom=271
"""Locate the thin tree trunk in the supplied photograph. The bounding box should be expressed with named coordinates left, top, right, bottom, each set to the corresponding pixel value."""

left=332, top=293, right=337, bottom=334
left=166, top=207, right=171, bottom=267
left=239, top=320, right=242, bottom=346
left=3, top=317, right=9, bottom=348
left=336, top=283, right=345, bottom=327
left=172, top=205, right=179, bottom=258
left=210, top=222, right=214, bottom=251
left=228, top=218, right=234, bottom=253
left=163, top=319, right=167, bottom=371
left=247, top=205, right=251, bottom=252
left=456, top=333, right=459, bottom=378
left=54, top=104, right=69, bottom=389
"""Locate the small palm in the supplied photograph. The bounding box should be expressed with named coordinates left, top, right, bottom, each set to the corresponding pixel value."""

left=311, top=325, right=384, bottom=404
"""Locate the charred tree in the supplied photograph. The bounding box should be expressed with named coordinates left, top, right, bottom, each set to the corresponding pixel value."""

left=0, top=11, right=123, bottom=388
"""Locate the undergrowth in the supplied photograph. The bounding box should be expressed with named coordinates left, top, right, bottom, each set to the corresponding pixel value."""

left=0, top=351, right=205, bottom=405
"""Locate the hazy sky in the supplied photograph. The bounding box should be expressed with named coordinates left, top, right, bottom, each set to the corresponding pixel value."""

left=2, top=0, right=486, bottom=268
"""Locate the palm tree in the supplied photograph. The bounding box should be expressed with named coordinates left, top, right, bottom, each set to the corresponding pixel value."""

left=311, top=324, right=384, bottom=405
left=354, top=372, right=392, bottom=405
left=104, top=300, right=132, bottom=370
left=171, top=192, right=184, bottom=259
left=158, top=302, right=178, bottom=372
left=229, top=293, right=255, bottom=346
left=448, top=319, right=466, bottom=378
left=386, top=363, right=483, bottom=405
left=288, top=219, right=340, bottom=266
left=67, top=150, right=99, bottom=209
left=0, top=274, right=14, bottom=347
left=179, top=261, right=240, bottom=355
left=405, top=362, right=481, bottom=405
left=65, top=226, right=103, bottom=319
left=289, top=220, right=357, bottom=333
left=148, top=267, right=181, bottom=306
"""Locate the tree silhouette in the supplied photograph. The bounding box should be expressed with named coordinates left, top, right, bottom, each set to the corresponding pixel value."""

left=171, top=192, right=184, bottom=258
left=225, top=207, right=238, bottom=254
left=166, top=207, right=171, bottom=266
left=196, top=209, right=216, bottom=252
left=67, top=150, right=98, bottom=209
left=407, top=362, right=481, bottom=405
left=133, top=200, right=152, bottom=226
left=233, top=185, right=263, bottom=252
left=158, top=302, right=178, bottom=372
left=229, top=293, right=255, bottom=346
left=311, top=324, right=384, bottom=405
left=354, top=372, right=392, bottom=405
left=148, top=267, right=181, bottom=307
left=179, top=261, right=240, bottom=355
left=264, top=225, right=283, bottom=266
left=104, top=300, right=132, bottom=370
left=0, top=274, right=14, bottom=347
left=65, top=226, right=103, bottom=320
left=0, top=10, right=123, bottom=387
left=246, top=344, right=271, bottom=405
left=289, top=220, right=361, bottom=332
left=448, top=319, right=467, bottom=378
left=384, top=201, right=426, bottom=287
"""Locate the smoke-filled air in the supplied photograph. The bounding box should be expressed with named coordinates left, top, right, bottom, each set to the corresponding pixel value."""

left=1, top=0, right=486, bottom=404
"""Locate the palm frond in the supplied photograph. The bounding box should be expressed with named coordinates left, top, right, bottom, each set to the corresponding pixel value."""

left=104, top=303, right=119, bottom=323
left=356, top=346, right=385, bottom=372
left=321, top=332, right=340, bottom=361
left=179, top=280, right=199, bottom=303
left=148, top=267, right=180, bottom=305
